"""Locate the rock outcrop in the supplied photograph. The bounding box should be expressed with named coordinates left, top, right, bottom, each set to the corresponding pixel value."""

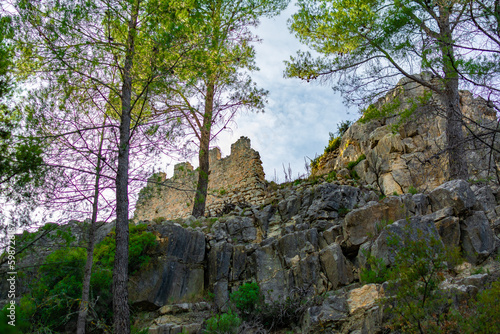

left=314, top=73, right=500, bottom=195
left=127, top=178, right=499, bottom=333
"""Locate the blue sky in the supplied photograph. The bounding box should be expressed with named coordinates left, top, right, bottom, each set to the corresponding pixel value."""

left=179, top=3, right=359, bottom=182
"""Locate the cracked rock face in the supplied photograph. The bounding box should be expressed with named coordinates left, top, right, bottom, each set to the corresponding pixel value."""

left=314, top=79, right=500, bottom=195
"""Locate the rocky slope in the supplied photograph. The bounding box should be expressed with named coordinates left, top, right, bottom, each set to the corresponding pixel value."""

left=314, top=73, right=500, bottom=195
left=130, top=178, right=500, bottom=333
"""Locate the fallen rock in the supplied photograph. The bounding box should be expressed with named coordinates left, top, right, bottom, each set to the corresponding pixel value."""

left=429, top=180, right=476, bottom=215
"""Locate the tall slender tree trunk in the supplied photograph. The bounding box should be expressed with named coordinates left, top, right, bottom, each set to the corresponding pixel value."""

left=113, top=4, right=139, bottom=334
left=192, top=81, right=215, bottom=217
left=438, top=6, right=469, bottom=180
left=76, top=119, right=107, bottom=334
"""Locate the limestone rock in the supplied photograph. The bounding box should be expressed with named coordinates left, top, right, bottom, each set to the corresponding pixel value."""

left=129, top=224, right=205, bottom=309
left=429, top=180, right=476, bottom=214
left=319, top=243, right=354, bottom=289
left=460, top=211, right=496, bottom=264
left=343, top=197, right=408, bottom=252
left=370, top=216, right=443, bottom=265
left=347, top=284, right=384, bottom=314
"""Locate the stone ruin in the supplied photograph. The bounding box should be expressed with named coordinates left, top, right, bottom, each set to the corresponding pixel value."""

left=134, top=136, right=267, bottom=220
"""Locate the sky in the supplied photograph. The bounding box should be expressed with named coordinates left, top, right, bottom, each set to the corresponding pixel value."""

left=166, top=2, right=359, bottom=182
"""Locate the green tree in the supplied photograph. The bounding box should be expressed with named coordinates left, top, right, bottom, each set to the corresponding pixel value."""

left=160, top=0, right=288, bottom=217
left=381, top=224, right=462, bottom=334
left=14, top=1, right=193, bottom=332
left=0, top=13, right=44, bottom=200
left=286, top=0, right=479, bottom=180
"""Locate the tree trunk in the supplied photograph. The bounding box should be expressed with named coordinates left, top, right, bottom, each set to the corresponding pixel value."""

left=113, top=5, right=138, bottom=334
left=438, top=6, right=469, bottom=180
left=76, top=119, right=106, bottom=334
left=192, top=81, right=215, bottom=217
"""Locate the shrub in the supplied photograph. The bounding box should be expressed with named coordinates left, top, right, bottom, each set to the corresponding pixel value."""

left=259, top=287, right=317, bottom=330
left=408, top=185, right=418, bottom=195
left=153, top=216, right=166, bottom=224
left=347, top=154, right=366, bottom=170
left=324, top=136, right=341, bottom=154
left=360, top=98, right=401, bottom=124
left=205, top=311, right=241, bottom=334
left=230, top=282, right=261, bottom=317
left=383, top=226, right=448, bottom=333
left=336, top=119, right=353, bottom=137
left=19, top=223, right=156, bottom=332
left=360, top=250, right=391, bottom=284
left=0, top=304, right=32, bottom=333
left=326, top=170, right=337, bottom=182
left=459, top=281, right=500, bottom=333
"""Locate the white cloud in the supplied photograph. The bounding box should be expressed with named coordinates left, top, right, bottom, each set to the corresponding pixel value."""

left=172, top=2, right=359, bottom=182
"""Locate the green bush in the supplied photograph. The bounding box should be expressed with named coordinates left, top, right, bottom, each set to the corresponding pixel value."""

left=0, top=304, right=32, bottom=334
left=360, top=251, right=391, bottom=284
left=326, top=170, right=337, bottom=182
left=18, top=223, right=156, bottom=332
left=408, top=185, right=418, bottom=195
left=336, top=120, right=353, bottom=137
left=459, top=281, right=500, bottom=333
left=230, top=282, right=261, bottom=316
left=384, top=226, right=448, bottom=333
left=324, top=136, right=341, bottom=154
left=360, top=98, right=401, bottom=124
left=205, top=311, right=241, bottom=334
left=347, top=154, right=366, bottom=170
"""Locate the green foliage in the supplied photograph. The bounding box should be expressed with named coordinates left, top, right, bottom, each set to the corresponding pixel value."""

left=408, top=185, right=418, bottom=195
left=347, top=154, right=366, bottom=170
left=390, top=92, right=432, bottom=133
left=338, top=207, right=350, bottom=216
left=324, top=135, right=341, bottom=154
left=153, top=216, right=166, bottom=224
left=310, top=154, right=321, bottom=170
left=325, top=170, right=337, bottom=182
left=336, top=119, right=353, bottom=137
left=0, top=304, right=32, bottom=333
left=230, top=282, right=261, bottom=316
left=19, top=223, right=156, bottom=332
left=458, top=281, right=500, bottom=334
left=94, top=223, right=157, bottom=275
left=360, top=99, right=401, bottom=124
left=360, top=251, right=391, bottom=284
left=384, top=226, right=448, bottom=333
left=205, top=311, right=242, bottom=334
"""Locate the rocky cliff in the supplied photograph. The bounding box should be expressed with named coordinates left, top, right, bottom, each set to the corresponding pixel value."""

left=314, top=73, right=500, bottom=195
left=129, top=178, right=500, bottom=333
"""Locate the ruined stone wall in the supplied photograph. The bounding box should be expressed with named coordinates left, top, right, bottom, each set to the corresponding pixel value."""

left=134, top=137, right=267, bottom=221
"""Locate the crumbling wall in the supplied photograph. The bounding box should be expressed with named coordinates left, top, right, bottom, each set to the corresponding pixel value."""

left=134, top=137, right=267, bottom=220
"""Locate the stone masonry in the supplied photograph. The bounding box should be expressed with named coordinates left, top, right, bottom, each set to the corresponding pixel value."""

left=134, top=137, right=267, bottom=220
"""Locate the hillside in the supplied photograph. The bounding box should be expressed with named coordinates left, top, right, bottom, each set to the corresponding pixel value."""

left=2, top=77, right=500, bottom=334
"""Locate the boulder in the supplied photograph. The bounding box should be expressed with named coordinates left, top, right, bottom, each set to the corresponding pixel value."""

left=429, top=180, right=476, bottom=214
left=302, top=295, right=349, bottom=333
left=343, top=197, right=408, bottom=251
left=460, top=211, right=496, bottom=264
left=370, top=216, right=443, bottom=265
left=347, top=284, right=384, bottom=314
left=319, top=243, right=354, bottom=289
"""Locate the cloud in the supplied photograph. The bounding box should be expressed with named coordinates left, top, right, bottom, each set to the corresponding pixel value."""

left=173, top=2, right=359, bottom=182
